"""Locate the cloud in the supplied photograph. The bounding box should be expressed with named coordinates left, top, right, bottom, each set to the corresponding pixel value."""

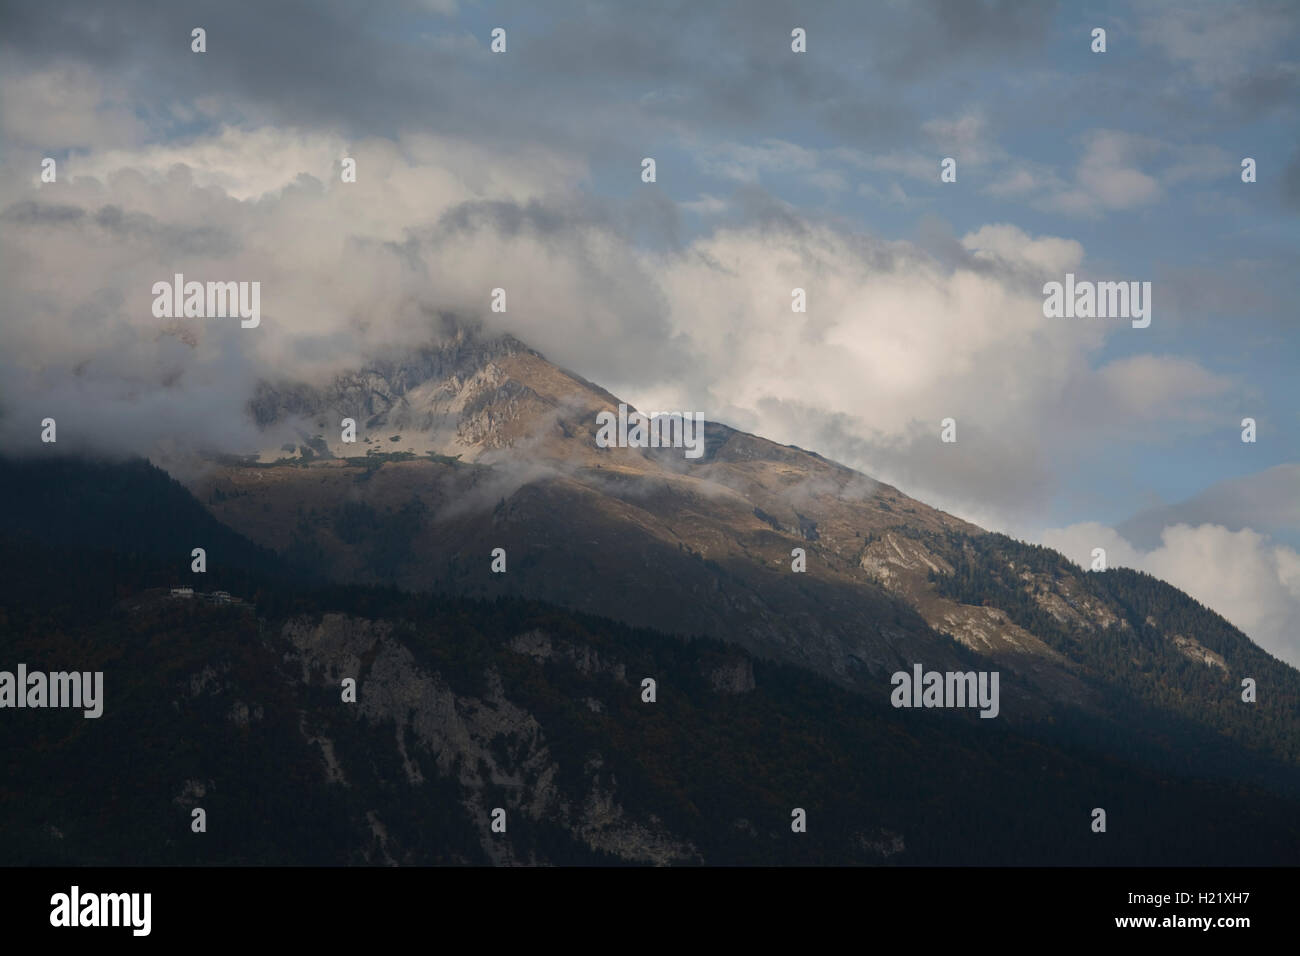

left=961, top=223, right=1083, bottom=274
left=1042, top=520, right=1300, bottom=668
left=1007, top=129, right=1250, bottom=219
left=921, top=110, right=1005, bottom=168
left=1137, top=0, right=1300, bottom=110
left=0, top=112, right=1248, bottom=538
left=0, top=126, right=628, bottom=459
left=0, top=0, right=1070, bottom=191
left=1047, top=130, right=1164, bottom=216
left=1093, top=356, right=1234, bottom=424
left=634, top=220, right=1239, bottom=522
left=695, top=139, right=822, bottom=185
left=0, top=0, right=1285, bottom=547
left=1118, top=463, right=1300, bottom=551
left=0, top=62, right=149, bottom=151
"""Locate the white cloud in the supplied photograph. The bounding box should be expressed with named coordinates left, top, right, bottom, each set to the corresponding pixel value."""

left=1028, top=130, right=1235, bottom=217
left=960, top=223, right=1082, bottom=273
left=0, top=124, right=1244, bottom=539
left=0, top=63, right=149, bottom=152
left=1042, top=521, right=1300, bottom=668
left=1048, top=130, right=1163, bottom=216
left=0, top=125, right=612, bottom=457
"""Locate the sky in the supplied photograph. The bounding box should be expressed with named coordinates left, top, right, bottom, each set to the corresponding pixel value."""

left=1, top=0, right=1298, bottom=663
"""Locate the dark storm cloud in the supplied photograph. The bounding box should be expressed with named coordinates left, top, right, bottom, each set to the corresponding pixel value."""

left=93, top=205, right=241, bottom=255
left=0, top=199, right=238, bottom=255
left=868, top=0, right=1058, bottom=79
left=0, top=0, right=462, bottom=140
left=1134, top=0, right=1300, bottom=123
left=429, top=187, right=684, bottom=251
left=504, top=0, right=1059, bottom=149
left=727, top=187, right=812, bottom=237
left=436, top=198, right=610, bottom=240
left=0, top=0, right=1058, bottom=156
left=0, top=200, right=85, bottom=224
left=1226, top=63, right=1300, bottom=115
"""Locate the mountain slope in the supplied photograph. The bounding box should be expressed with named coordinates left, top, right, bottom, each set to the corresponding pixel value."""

left=189, top=327, right=1300, bottom=790
left=201, top=329, right=1079, bottom=706
left=3, top=477, right=1300, bottom=866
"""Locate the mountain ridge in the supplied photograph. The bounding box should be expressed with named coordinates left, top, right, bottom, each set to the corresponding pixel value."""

left=4, top=450, right=1299, bottom=866
left=172, top=328, right=1300, bottom=771
left=3, top=470, right=1300, bottom=865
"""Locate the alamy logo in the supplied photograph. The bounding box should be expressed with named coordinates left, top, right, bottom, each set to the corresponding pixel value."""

left=595, top=402, right=706, bottom=459
left=0, top=665, right=103, bottom=718
left=152, top=273, right=260, bottom=328
left=50, top=886, right=151, bottom=936
left=891, top=664, right=1000, bottom=719
left=1042, top=273, right=1151, bottom=328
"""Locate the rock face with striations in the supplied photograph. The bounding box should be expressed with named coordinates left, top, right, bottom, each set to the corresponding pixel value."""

left=282, top=613, right=699, bottom=865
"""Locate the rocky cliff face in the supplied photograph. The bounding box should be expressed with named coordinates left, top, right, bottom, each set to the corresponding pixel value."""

left=245, top=327, right=586, bottom=462
left=282, top=613, right=699, bottom=865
